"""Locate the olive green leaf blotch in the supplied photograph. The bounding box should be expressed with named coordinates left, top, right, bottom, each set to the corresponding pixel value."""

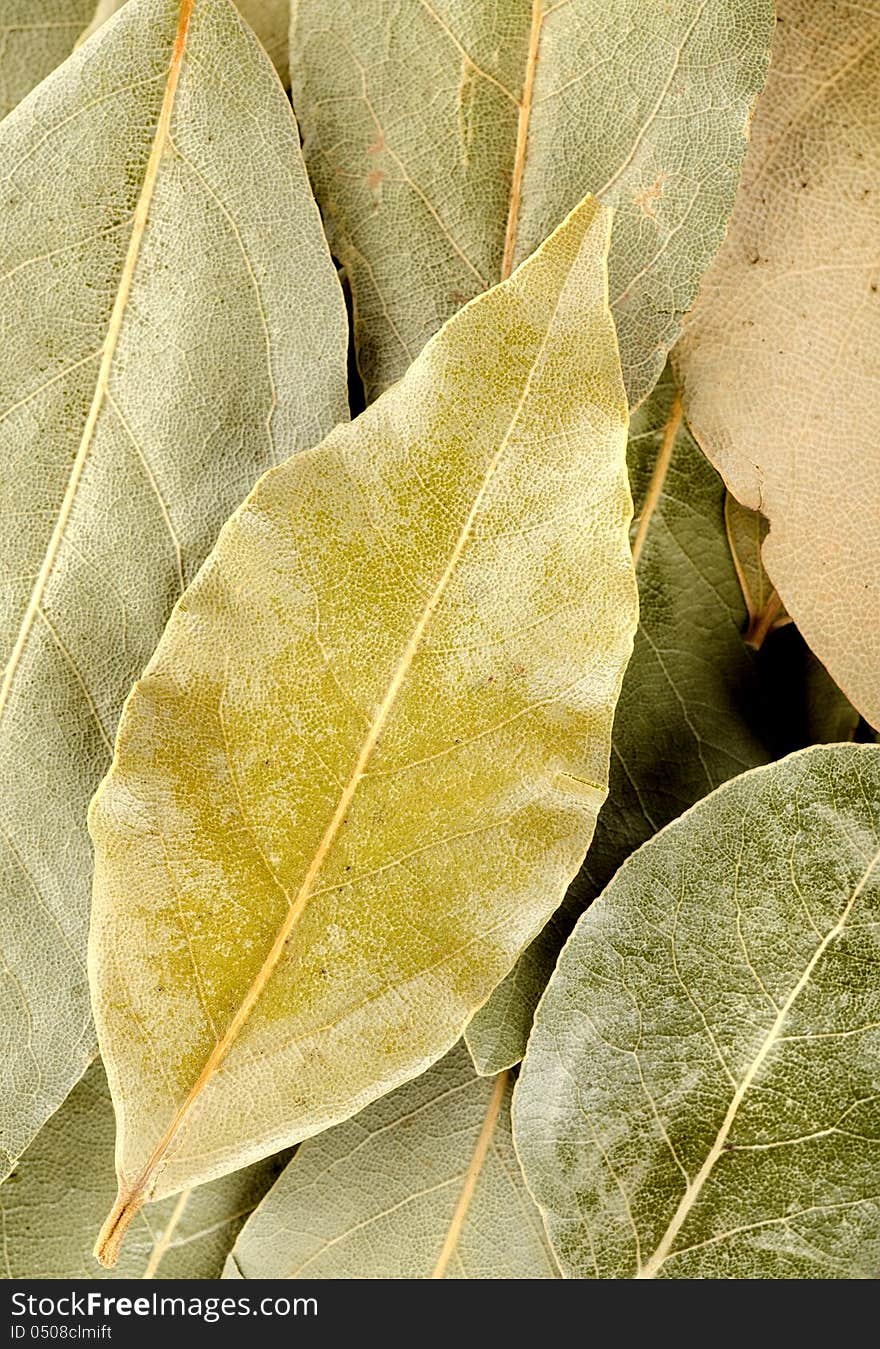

left=0, top=0, right=347, bottom=1178
left=89, top=194, right=636, bottom=1264
left=290, top=0, right=774, bottom=405
left=514, top=743, right=880, bottom=1279
left=224, top=1044, right=557, bottom=1280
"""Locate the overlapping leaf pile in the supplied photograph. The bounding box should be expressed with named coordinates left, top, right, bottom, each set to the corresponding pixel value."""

left=1, top=0, right=877, bottom=1281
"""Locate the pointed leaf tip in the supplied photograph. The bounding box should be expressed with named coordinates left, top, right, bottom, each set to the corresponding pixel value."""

left=89, top=193, right=636, bottom=1252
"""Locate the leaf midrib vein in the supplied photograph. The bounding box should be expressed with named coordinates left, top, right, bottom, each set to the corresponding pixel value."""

left=636, top=840, right=880, bottom=1278
left=630, top=389, right=681, bottom=567
left=430, top=1070, right=509, bottom=1278
left=500, top=0, right=543, bottom=279
left=141, top=1186, right=192, bottom=1280
left=99, top=244, right=577, bottom=1256
left=0, top=0, right=195, bottom=727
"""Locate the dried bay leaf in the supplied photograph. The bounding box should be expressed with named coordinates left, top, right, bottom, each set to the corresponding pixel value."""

left=89, top=195, right=637, bottom=1263
left=465, top=370, right=862, bottom=1076
left=0, top=0, right=347, bottom=1178
left=235, top=0, right=289, bottom=82
left=80, top=0, right=290, bottom=82
left=674, top=0, right=880, bottom=730
left=0, top=1058, right=287, bottom=1278
left=467, top=370, right=769, bottom=1073
left=0, top=1, right=94, bottom=119
left=290, top=0, right=774, bottom=404
left=223, top=1044, right=558, bottom=1280
left=514, top=743, right=880, bottom=1279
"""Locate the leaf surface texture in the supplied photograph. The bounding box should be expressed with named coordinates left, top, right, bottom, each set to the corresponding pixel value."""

left=674, top=0, right=880, bottom=729
left=514, top=743, right=880, bottom=1278
left=0, top=1059, right=285, bottom=1278
left=223, top=1044, right=557, bottom=1279
left=88, top=196, right=636, bottom=1260
left=0, top=1, right=94, bottom=119
left=290, top=0, right=774, bottom=404
left=0, top=0, right=348, bottom=1176
left=81, top=0, right=290, bottom=81
left=466, top=371, right=767, bottom=1073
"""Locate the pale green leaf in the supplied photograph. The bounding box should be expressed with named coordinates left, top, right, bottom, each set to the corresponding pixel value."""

left=80, top=0, right=290, bottom=82
left=466, top=369, right=862, bottom=1076
left=514, top=743, right=880, bottom=1279
left=0, top=1, right=94, bottom=120
left=0, top=1058, right=287, bottom=1278
left=88, top=194, right=637, bottom=1264
left=0, top=0, right=348, bottom=1178
left=223, top=1043, right=558, bottom=1279
left=674, top=0, right=880, bottom=729
left=290, top=0, right=774, bottom=405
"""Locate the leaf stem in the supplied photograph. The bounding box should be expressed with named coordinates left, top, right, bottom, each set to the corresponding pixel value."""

left=96, top=1187, right=143, bottom=1269
left=631, top=389, right=682, bottom=566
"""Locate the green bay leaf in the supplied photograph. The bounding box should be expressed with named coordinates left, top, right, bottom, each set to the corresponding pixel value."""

left=0, top=0, right=348, bottom=1178
left=290, top=0, right=774, bottom=405
left=224, top=1043, right=558, bottom=1279
left=88, top=194, right=637, bottom=1263
left=0, top=1058, right=286, bottom=1279
left=514, top=743, right=880, bottom=1279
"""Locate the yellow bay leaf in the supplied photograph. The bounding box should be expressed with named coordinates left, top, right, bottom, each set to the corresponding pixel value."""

left=88, top=195, right=637, bottom=1263
left=0, top=0, right=347, bottom=1176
